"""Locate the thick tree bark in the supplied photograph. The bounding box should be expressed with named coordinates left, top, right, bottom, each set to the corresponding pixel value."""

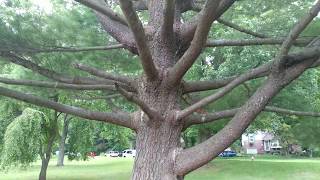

left=132, top=121, right=183, bottom=180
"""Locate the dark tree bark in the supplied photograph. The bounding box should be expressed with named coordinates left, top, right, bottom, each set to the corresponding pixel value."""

left=57, top=114, right=71, bottom=167
left=1, top=1, right=320, bottom=180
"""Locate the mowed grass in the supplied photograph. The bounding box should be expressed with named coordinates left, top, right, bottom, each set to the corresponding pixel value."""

left=1, top=156, right=320, bottom=180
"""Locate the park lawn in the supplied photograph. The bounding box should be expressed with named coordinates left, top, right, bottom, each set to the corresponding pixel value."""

left=1, top=156, right=320, bottom=180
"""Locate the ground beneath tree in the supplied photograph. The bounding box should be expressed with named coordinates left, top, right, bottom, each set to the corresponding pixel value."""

left=1, top=156, right=320, bottom=180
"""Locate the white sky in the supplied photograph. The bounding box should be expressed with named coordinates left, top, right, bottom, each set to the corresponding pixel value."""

left=30, top=0, right=53, bottom=14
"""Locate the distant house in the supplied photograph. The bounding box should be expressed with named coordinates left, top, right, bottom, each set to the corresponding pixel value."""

left=241, top=131, right=282, bottom=154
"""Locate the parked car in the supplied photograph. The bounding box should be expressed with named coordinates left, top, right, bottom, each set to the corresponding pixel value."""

left=87, top=151, right=96, bottom=158
left=219, top=150, right=237, bottom=157
left=122, top=149, right=136, bottom=158
left=105, top=151, right=119, bottom=157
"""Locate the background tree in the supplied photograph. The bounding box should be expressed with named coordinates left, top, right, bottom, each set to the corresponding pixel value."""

left=1, top=0, right=320, bottom=180
left=0, top=108, right=59, bottom=180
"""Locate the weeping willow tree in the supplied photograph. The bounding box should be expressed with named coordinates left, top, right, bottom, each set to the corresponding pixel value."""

left=1, top=108, right=59, bottom=180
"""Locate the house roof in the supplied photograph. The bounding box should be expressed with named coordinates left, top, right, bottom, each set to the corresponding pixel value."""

left=262, top=132, right=274, bottom=141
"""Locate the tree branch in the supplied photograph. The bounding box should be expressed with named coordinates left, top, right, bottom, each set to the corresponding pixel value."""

left=277, top=1, right=320, bottom=65
left=72, top=94, right=121, bottom=101
left=0, top=77, right=116, bottom=91
left=182, top=72, right=267, bottom=93
left=0, top=86, right=135, bottom=129
left=183, top=40, right=320, bottom=93
left=119, top=0, right=158, bottom=80
left=217, top=18, right=268, bottom=38
left=169, top=0, right=223, bottom=86
left=184, top=106, right=320, bottom=128
left=179, top=0, right=236, bottom=49
left=73, top=63, right=134, bottom=85
left=175, top=56, right=316, bottom=175
left=0, top=52, right=112, bottom=85
left=206, top=37, right=314, bottom=47
left=162, top=0, right=176, bottom=36
left=96, top=13, right=137, bottom=54
left=0, top=44, right=125, bottom=54
left=179, top=44, right=320, bottom=118
left=115, top=83, right=161, bottom=120
left=75, top=0, right=128, bottom=25
left=177, top=63, right=270, bottom=119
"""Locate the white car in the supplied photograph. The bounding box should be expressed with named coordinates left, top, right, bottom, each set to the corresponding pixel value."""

left=105, top=151, right=119, bottom=157
left=122, top=149, right=136, bottom=158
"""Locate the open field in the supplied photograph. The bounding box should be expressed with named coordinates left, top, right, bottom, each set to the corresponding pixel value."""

left=1, top=156, right=320, bottom=180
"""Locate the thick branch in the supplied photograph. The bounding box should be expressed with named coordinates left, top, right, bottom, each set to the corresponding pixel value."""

left=277, top=1, right=320, bottom=63
left=183, top=72, right=268, bottom=93
left=184, top=41, right=320, bottom=93
left=73, top=63, right=134, bottom=85
left=0, top=52, right=112, bottom=85
left=184, top=106, right=320, bottom=128
left=0, top=86, right=135, bottom=129
left=119, top=0, right=158, bottom=80
left=169, top=0, right=222, bottom=86
left=96, top=13, right=137, bottom=54
left=75, top=0, right=127, bottom=25
left=177, top=63, right=270, bottom=119
left=217, top=18, right=268, bottom=38
left=206, top=37, right=314, bottom=47
left=0, top=44, right=125, bottom=54
left=115, top=84, right=161, bottom=120
left=180, top=0, right=236, bottom=48
left=0, top=77, right=116, bottom=91
left=265, top=106, right=320, bottom=117
left=162, top=0, right=176, bottom=36
left=175, top=38, right=318, bottom=175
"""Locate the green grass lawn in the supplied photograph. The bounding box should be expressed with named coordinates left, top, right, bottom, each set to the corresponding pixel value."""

left=1, top=156, right=320, bottom=180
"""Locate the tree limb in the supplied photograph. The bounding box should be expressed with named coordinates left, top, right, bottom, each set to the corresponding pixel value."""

left=0, top=52, right=112, bottom=85
left=75, top=0, right=128, bottom=25
left=73, top=63, right=134, bottom=85
left=72, top=94, right=121, bottom=101
left=177, top=63, right=270, bottom=119
left=169, top=0, right=223, bottom=86
left=179, top=0, right=236, bottom=49
left=206, top=37, right=313, bottom=47
left=175, top=52, right=317, bottom=175
left=0, top=77, right=116, bottom=91
left=184, top=106, right=320, bottom=128
left=0, top=44, right=125, bottom=54
left=162, top=0, right=176, bottom=36
left=96, top=13, right=137, bottom=54
left=115, top=83, right=161, bottom=120
left=217, top=18, right=268, bottom=38
left=0, top=86, right=135, bottom=129
left=183, top=40, right=320, bottom=93
left=277, top=1, right=320, bottom=66
left=182, top=72, right=267, bottom=93
left=118, top=0, right=158, bottom=80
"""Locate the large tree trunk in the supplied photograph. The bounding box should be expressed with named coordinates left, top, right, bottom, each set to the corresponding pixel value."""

left=131, top=78, right=184, bottom=180
left=132, top=121, right=183, bottom=180
left=57, top=115, right=70, bottom=166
